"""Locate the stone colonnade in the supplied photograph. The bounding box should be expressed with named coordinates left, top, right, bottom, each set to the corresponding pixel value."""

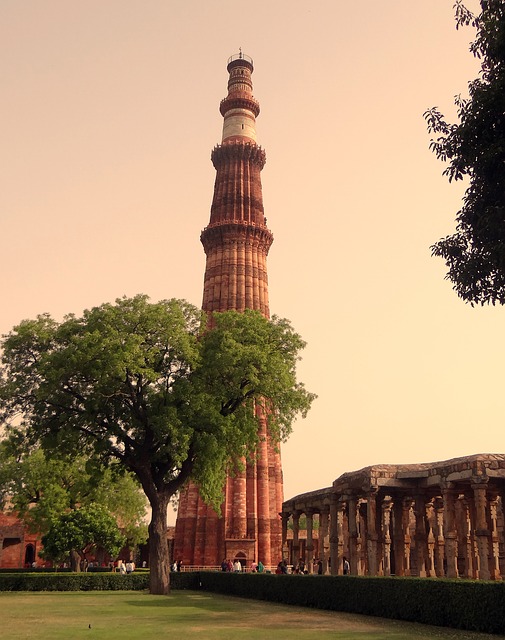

left=281, top=454, right=505, bottom=579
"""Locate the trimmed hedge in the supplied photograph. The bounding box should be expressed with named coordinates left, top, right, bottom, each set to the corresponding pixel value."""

left=0, top=568, right=72, bottom=573
left=0, top=572, right=149, bottom=591
left=0, top=570, right=199, bottom=592
left=197, top=572, right=505, bottom=635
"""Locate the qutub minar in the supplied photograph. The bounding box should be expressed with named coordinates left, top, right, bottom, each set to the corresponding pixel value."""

left=173, top=52, right=282, bottom=568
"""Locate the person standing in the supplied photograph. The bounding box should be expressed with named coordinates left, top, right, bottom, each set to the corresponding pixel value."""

left=343, top=557, right=350, bottom=575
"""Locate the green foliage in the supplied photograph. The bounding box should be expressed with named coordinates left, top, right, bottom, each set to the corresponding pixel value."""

left=0, top=295, right=314, bottom=511
left=0, top=295, right=315, bottom=592
left=287, top=514, right=319, bottom=531
left=0, top=443, right=148, bottom=545
left=0, top=571, right=150, bottom=591
left=41, top=504, right=126, bottom=565
left=424, top=0, right=505, bottom=304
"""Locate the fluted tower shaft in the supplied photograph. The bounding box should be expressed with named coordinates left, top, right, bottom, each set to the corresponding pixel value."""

left=174, top=54, right=283, bottom=569
left=201, top=54, right=273, bottom=317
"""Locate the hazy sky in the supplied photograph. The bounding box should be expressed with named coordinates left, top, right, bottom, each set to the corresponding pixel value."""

left=2, top=1, right=497, bottom=521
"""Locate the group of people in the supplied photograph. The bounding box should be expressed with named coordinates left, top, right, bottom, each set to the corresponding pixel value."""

left=113, top=559, right=135, bottom=574
left=221, top=558, right=242, bottom=572
left=221, top=556, right=351, bottom=575
left=249, top=560, right=264, bottom=573
left=280, top=556, right=351, bottom=575
left=171, top=559, right=183, bottom=572
left=221, top=558, right=265, bottom=573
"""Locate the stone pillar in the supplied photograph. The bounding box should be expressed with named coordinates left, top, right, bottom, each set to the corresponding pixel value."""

left=496, top=490, right=505, bottom=578
left=356, top=500, right=365, bottom=575
left=292, top=511, right=301, bottom=567
left=392, top=498, right=405, bottom=576
left=382, top=499, right=392, bottom=576
left=306, top=509, right=314, bottom=574
left=442, top=487, right=459, bottom=579
left=414, top=495, right=428, bottom=577
left=402, top=498, right=412, bottom=576
left=425, top=501, right=436, bottom=577
left=348, top=497, right=358, bottom=576
left=488, top=492, right=501, bottom=580
left=320, top=507, right=330, bottom=574
left=472, top=480, right=491, bottom=580
left=366, top=491, right=379, bottom=576
left=460, top=495, right=475, bottom=579
left=337, top=501, right=346, bottom=575
left=434, top=497, right=445, bottom=577
left=329, top=496, right=338, bottom=576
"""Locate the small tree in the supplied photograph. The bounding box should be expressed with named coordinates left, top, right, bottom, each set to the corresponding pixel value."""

left=0, top=295, right=315, bottom=594
left=41, top=504, right=125, bottom=570
left=0, top=442, right=148, bottom=564
left=424, top=0, right=505, bottom=304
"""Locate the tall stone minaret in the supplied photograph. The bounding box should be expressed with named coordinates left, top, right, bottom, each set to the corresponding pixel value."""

left=173, top=53, right=283, bottom=569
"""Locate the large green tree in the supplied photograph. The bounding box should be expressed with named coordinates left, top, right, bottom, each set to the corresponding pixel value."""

left=424, top=0, right=505, bottom=304
left=0, top=295, right=315, bottom=594
left=0, top=443, right=148, bottom=565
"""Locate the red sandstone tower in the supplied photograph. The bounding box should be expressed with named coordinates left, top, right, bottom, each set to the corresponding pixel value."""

left=173, top=53, right=283, bottom=568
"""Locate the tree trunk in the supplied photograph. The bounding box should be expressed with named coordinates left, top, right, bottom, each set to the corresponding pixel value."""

left=70, top=549, right=81, bottom=572
left=148, top=491, right=171, bottom=595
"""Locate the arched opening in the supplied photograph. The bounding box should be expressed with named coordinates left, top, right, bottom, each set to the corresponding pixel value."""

left=24, top=544, right=35, bottom=567
left=234, top=551, right=247, bottom=570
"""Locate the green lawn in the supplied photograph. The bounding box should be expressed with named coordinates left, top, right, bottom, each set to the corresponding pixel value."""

left=0, top=590, right=495, bottom=639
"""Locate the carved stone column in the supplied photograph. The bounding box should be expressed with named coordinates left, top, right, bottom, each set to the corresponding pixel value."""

left=472, top=480, right=491, bottom=580
left=382, top=498, right=392, bottom=576
left=306, top=509, right=314, bottom=574
left=402, top=498, right=413, bottom=576
left=489, top=492, right=501, bottom=580
left=496, top=490, right=505, bottom=578
left=356, top=500, right=365, bottom=575
left=434, top=497, right=445, bottom=577
left=460, top=494, right=475, bottom=579
left=442, top=487, right=459, bottom=579
left=329, top=496, right=338, bottom=576
left=414, top=495, right=428, bottom=577
left=392, top=498, right=406, bottom=576
left=348, top=497, right=358, bottom=576
left=292, top=511, right=301, bottom=566
left=320, top=506, right=330, bottom=574
left=425, top=501, right=436, bottom=577
left=367, top=491, right=379, bottom=576
left=337, top=500, right=346, bottom=575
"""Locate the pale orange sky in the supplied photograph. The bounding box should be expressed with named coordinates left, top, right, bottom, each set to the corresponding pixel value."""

left=2, top=1, right=498, bottom=523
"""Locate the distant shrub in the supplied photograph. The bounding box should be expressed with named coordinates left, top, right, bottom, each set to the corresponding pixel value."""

left=0, top=569, right=198, bottom=592
left=0, top=572, right=148, bottom=592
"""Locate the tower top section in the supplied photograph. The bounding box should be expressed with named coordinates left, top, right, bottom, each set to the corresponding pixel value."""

left=227, top=52, right=254, bottom=72
left=220, top=51, right=260, bottom=144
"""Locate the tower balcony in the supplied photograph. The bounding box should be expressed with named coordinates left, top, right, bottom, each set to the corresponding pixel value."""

left=227, top=52, right=254, bottom=72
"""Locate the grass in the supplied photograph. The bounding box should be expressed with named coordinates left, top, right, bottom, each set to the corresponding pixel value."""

left=0, top=590, right=495, bottom=639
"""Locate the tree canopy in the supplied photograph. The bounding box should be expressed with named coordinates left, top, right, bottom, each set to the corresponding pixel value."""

left=424, top=0, right=505, bottom=304
left=41, top=503, right=125, bottom=569
left=0, top=295, right=315, bottom=593
left=0, top=443, right=148, bottom=558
